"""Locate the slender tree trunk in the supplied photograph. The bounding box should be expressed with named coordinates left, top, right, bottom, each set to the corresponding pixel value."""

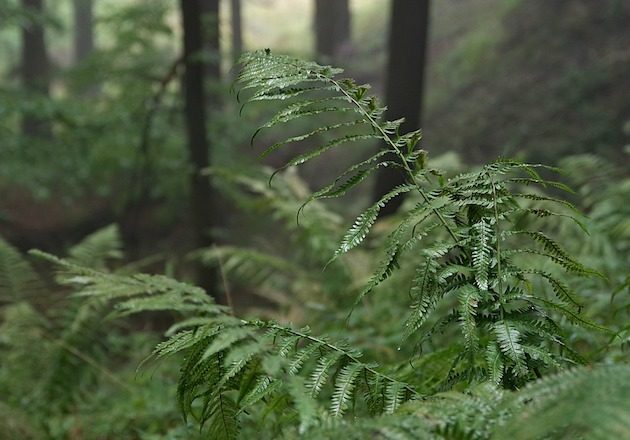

left=200, top=0, right=221, bottom=84
left=231, top=0, right=242, bottom=67
left=314, top=0, right=350, bottom=61
left=20, top=0, right=51, bottom=138
left=372, top=0, right=430, bottom=216
left=180, top=0, right=217, bottom=297
left=73, top=0, right=94, bottom=63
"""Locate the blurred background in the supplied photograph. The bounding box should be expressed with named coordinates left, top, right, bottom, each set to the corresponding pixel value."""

left=2, top=0, right=628, bottom=256
left=0, top=0, right=629, bottom=438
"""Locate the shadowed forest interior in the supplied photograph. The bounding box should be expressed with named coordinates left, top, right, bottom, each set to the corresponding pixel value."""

left=1, top=1, right=629, bottom=439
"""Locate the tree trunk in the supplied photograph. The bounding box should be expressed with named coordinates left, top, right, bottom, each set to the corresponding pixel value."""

left=200, top=0, right=221, bottom=83
left=231, top=0, right=242, bottom=68
left=73, top=0, right=94, bottom=62
left=180, top=0, right=218, bottom=297
left=314, top=0, right=350, bottom=61
left=20, top=0, right=51, bottom=139
left=372, top=0, right=430, bottom=216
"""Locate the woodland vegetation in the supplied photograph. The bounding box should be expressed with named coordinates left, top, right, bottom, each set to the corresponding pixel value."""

left=0, top=1, right=629, bottom=439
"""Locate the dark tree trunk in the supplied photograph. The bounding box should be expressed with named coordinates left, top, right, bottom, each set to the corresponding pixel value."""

left=73, top=0, right=94, bottom=62
left=200, top=0, right=221, bottom=83
left=180, top=0, right=218, bottom=298
left=372, top=0, right=430, bottom=216
left=314, top=0, right=350, bottom=61
left=231, top=0, right=242, bottom=67
left=20, top=0, right=51, bottom=138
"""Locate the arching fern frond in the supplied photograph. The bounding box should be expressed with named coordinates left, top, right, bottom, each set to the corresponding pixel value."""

left=32, top=253, right=419, bottom=438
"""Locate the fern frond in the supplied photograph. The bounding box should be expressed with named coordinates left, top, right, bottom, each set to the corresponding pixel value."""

left=505, top=230, right=598, bottom=276
left=0, top=237, right=44, bottom=302
left=67, top=224, right=123, bottom=270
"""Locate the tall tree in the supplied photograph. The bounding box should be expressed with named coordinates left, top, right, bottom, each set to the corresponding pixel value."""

left=73, top=0, right=94, bottom=62
left=372, top=0, right=430, bottom=216
left=200, top=0, right=221, bottom=84
left=180, top=0, right=218, bottom=297
left=20, top=0, right=50, bottom=138
left=231, top=0, right=243, bottom=68
left=314, top=0, right=350, bottom=61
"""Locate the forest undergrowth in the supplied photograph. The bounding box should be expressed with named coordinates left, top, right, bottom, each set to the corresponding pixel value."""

left=0, top=51, right=628, bottom=439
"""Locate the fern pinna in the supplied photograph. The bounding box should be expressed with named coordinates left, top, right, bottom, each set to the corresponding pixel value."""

left=237, top=50, right=606, bottom=387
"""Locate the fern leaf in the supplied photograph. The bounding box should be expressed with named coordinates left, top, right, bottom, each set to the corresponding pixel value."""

left=281, top=133, right=376, bottom=170
left=522, top=269, right=582, bottom=308
left=336, top=184, right=415, bottom=257
left=458, top=284, right=481, bottom=353
left=307, top=351, right=343, bottom=397
left=288, top=342, right=323, bottom=375
left=331, top=362, right=363, bottom=417
left=403, top=260, right=440, bottom=340
left=204, top=393, right=239, bottom=440
left=508, top=230, right=597, bottom=276
left=289, top=375, right=320, bottom=434
left=485, top=343, right=504, bottom=385
left=471, top=220, right=493, bottom=291
left=384, top=381, right=406, bottom=414
left=494, top=320, right=527, bottom=376
left=351, top=228, right=404, bottom=309
left=238, top=376, right=280, bottom=410
left=261, top=119, right=365, bottom=157
left=529, top=297, right=610, bottom=332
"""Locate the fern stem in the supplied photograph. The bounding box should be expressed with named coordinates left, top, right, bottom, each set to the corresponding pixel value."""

left=264, top=322, right=421, bottom=398
left=489, top=172, right=504, bottom=320
left=326, top=76, right=459, bottom=242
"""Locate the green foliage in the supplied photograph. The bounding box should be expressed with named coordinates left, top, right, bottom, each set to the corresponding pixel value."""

left=31, top=250, right=416, bottom=437
left=0, top=235, right=45, bottom=303
left=236, top=51, right=604, bottom=387
left=298, top=364, right=630, bottom=440
left=1, top=52, right=627, bottom=439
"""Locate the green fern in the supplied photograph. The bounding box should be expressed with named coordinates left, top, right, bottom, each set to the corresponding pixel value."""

left=34, top=252, right=419, bottom=438
left=236, top=51, right=605, bottom=388
left=299, top=365, right=630, bottom=440
left=6, top=52, right=620, bottom=438
left=67, top=224, right=123, bottom=270
left=0, top=236, right=44, bottom=303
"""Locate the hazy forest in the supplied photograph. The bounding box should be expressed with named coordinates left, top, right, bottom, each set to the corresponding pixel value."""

left=1, top=0, right=629, bottom=438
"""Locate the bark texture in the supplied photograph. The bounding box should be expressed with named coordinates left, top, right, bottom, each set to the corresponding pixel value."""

left=372, top=0, right=430, bottom=216
left=21, top=0, right=51, bottom=138
left=314, top=0, right=350, bottom=61
left=180, top=0, right=218, bottom=297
